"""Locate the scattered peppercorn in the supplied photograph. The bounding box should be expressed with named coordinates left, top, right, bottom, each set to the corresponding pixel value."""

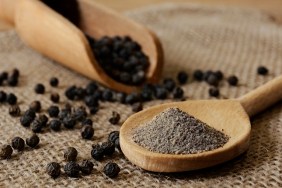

left=227, top=75, right=238, bottom=86
left=49, top=119, right=61, bottom=131
left=34, top=83, right=45, bottom=94
left=114, top=137, right=121, bottom=151
left=103, top=162, right=120, bottom=178
left=209, top=87, right=220, bottom=97
left=125, top=93, right=139, bottom=104
left=132, top=102, right=143, bottom=112
left=155, top=87, right=167, bottom=99
left=0, top=72, right=8, bottom=81
left=11, top=137, right=25, bottom=151
left=79, top=160, right=94, bottom=175
left=163, top=78, right=176, bottom=92
left=0, top=145, right=13, bottom=159
left=31, top=119, right=43, bottom=133
left=38, top=114, right=49, bottom=127
left=20, top=115, right=33, bottom=127
left=84, top=95, right=98, bottom=107
left=101, top=141, right=115, bottom=156
left=64, top=161, right=80, bottom=177
left=50, top=93, right=60, bottom=103
left=7, top=76, right=18, bottom=87
left=0, top=91, right=7, bottom=102
left=73, top=106, right=87, bottom=121
left=257, top=66, right=268, bottom=75
left=82, top=118, right=93, bottom=126
left=85, top=82, right=98, bottom=95
left=91, top=145, right=104, bottom=161
left=64, top=147, right=78, bottom=161
left=108, top=131, right=119, bottom=143
left=172, top=87, right=184, bottom=99
left=177, top=71, right=188, bottom=85
left=109, top=111, right=120, bottom=125
left=102, top=89, right=113, bottom=101
left=89, top=106, right=99, bottom=115
left=63, top=116, right=76, bottom=129
left=206, top=74, right=219, bottom=86
left=9, top=105, right=21, bottom=117
left=23, top=109, right=36, bottom=120
left=26, top=134, right=40, bottom=148
left=115, top=92, right=126, bottom=103
left=48, top=105, right=60, bottom=117
left=11, top=68, right=20, bottom=78
left=6, top=93, right=17, bottom=105
left=29, top=101, right=41, bottom=112
left=50, top=77, right=59, bottom=87
left=214, top=70, right=224, bottom=80
left=81, top=125, right=94, bottom=140
left=46, top=162, right=61, bottom=179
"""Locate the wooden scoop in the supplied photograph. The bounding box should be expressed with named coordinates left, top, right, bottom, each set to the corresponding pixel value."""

left=120, top=75, right=282, bottom=172
left=0, top=0, right=163, bottom=93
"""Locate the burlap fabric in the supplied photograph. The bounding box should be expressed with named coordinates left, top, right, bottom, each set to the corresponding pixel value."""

left=0, top=3, right=282, bottom=187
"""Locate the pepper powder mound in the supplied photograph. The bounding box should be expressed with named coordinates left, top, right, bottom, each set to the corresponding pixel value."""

left=133, top=108, right=229, bottom=154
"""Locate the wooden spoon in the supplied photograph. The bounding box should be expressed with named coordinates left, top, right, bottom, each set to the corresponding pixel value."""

left=120, top=75, right=282, bottom=172
left=0, top=0, right=163, bottom=93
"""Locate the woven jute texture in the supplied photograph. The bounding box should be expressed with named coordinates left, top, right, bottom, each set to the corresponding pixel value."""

left=1, top=3, right=282, bottom=187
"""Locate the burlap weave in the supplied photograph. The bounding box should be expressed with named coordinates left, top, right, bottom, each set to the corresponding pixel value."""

left=0, top=3, right=282, bottom=187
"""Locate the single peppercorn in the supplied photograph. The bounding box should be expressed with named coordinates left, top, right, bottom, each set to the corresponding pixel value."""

left=132, top=102, right=143, bottom=113
left=0, top=91, right=7, bottom=102
left=38, top=114, right=49, bottom=127
left=9, top=105, right=21, bottom=117
left=64, top=161, right=80, bottom=177
left=11, top=137, right=25, bottom=151
left=125, top=93, right=139, bottom=104
left=257, top=66, right=268, bottom=75
left=49, top=119, right=61, bottom=131
left=214, top=70, right=224, bottom=80
left=24, top=109, right=36, bottom=120
left=209, top=87, right=220, bottom=97
left=109, top=111, right=120, bottom=125
left=58, top=109, right=71, bottom=120
left=46, top=162, right=61, bottom=179
left=101, top=141, right=115, bottom=156
left=29, top=101, right=41, bottom=112
left=7, top=76, right=18, bottom=87
left=73, top=106, right=87, bottom=121
left=85, top=82, right=98, bottom=95
left=103, top=162, right=120, bottom=178
left=80, top=160, right=94, bottom=175
left=89, top=106, right=99, bottom=115
left=193, top=70, right=204, bottom=81
left=20, top=115, right=33, bottom=127
left=173, top=87, right=184, bottom=99
left=64, top=147, right=78, bottom=161
left=114, top=137, right=121, bottom=151
left=84, top=95, right=98, bottom=107
left=81, top=125, right=94, bottom=140
left=206, top=74, right=219, bottom=86
left=177, top=71, right=188, bottom=85
left=102, top=89, right=114, bottom=101
left=65, top=85, right=77, bottom=100
left=34, top=83, right=45, bottom=94
left=108, top=131, right=119, bottom=143
left=48, top=105, right=60, bottom=117
left=163, top=78, right=176, bottom=92
left=50, top=93, right=60, bottom=103
left=0, top=145, right=13, bottom=159
left=0, top=72, right=8, bottom=81
left=115, top=92, right=126, bottom=103
left=63, top=116, right=76, bottom=129
left=31, top=119, right=43, bottom=133
left=11, top=68, right=20, bottom=78
left=82, top=118, right=93, bottom=126
left=91, top=145, right=104, bottom=161
left=26, top=134, right=40, bottom=148
left=155, top=87, right=167, bottom=99
left=227, top=76, right=238, bottom=86
left=50, top=77, right=59, bottom=87
left=6, top=93, right=17, bottom=105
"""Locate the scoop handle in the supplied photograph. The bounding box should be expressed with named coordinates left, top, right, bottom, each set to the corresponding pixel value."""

left=238, top=75, right=282, bottom=117
left=0, top=0, right=17, bottom=26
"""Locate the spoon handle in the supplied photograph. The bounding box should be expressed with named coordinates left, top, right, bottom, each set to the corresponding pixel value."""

left=238, top=75, right=282, bottom=117
left=0, top=0, right=17, bottom=26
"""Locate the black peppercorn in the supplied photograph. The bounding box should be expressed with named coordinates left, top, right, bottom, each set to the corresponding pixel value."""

left=73, top=106, right=87, bottom=122
left=23, top=109, right=36, bottom=120
left=257, top=66, right=268, bottom=75
left=48, top=105, right=60, bottom=117
left=101, top=141, right=115, bottom=156
left=7, top=76, right=18, bottom=87
left=31, top=119, right=43, bottom=133
left=163, top=78, right=176, bottom=92
left=125, top=93, right=139, bottom=104
left=84, top=95, right=98, bottom=107
left=11, top=68, right=20, bottom=78
left=50, top=77, right=59, bottom=87
left=0, top=145, right=13, bottom=159
left=227, top=76, right=238, bottom=86
left=172, top=87, right=184, bottom=99
left=209, top=87, right=220, bottom=97
left=91, top=145, right=104, bottom=161
left=109, top=111, right=120, bottom=125
left=34, top=83, right=45, bottom=94
left=6, top=93, right=17, bottom=105
left=11, top=137, right=25, bottom=151
left=81, top=125, right=94, bottom=140
left=9, top=105, right=21, bottom=117
left=58, top=109, right=71, bottom=120
left=74, top=87, right=86, bottom=99
left=20, top=115, right=33, bottom=127
left=80, top=160, right=94, bottom=175
left=115, top=92, right=126, bottom=103
left=155, top=87, right=167, bottom=99
left=108, top=131, right=119, bottom=143
left=29, top=101, right=41, bottom=112
left=82, top=118, right=93, bottom=126
left=214, top=70, right=224, bottom=80
left=49, top=119, right=61, bottom=131
left=26, top=134, right=40, bottom=148
left=0, top=91, right=7, bottom=102
left=177, top=71, right=188, bottom=85
left=0, top=72, right=8, bottom=81
left=102, top=89, right=113, bottom=101
left=65, top=85, right=77, bottom=100
left=132, top=102, right=143, bottom=113
left=46, top=162, right=61, bottom=179
left=38, top=114, right=49, bottom=127
left=63, top=116, right=76, bottom=129
left=50, top=93, right=60, bottom=103
left=64, top=161, right=80, bottom=177
left=193, top=70, right=204, bottom=81
left=64, top=147, right=78, bottom=161
left=85, top=81, right=98, bottom=95
left=206, top=74, right=219, bottom=86
left=103, top=162, right=120, bottom=178
left=114, top=137, right=121, bottom=151
left=89, top=106, right=99, bottom=115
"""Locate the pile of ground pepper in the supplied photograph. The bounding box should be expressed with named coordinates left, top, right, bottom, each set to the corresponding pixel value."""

left=133, top=108, right=229, bottom=154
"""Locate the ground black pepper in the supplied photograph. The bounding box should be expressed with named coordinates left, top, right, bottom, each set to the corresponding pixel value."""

left=11, top=137, right=25, bottom=151
left=0, top=145, right=13, bottom=159
left=9, top=105, right=21, bottom=117
left=64, top=147, right=78, bottom=161
left=46, top=162, right=61, bottom=179
left=81, top=125, right=94, bottom=140
left=26, top=134, right=40, bottom=148
left=79, top=160, right=94, bottom=175
left=103, top=162, right=120, bottom=178
left=64, top=161, right=80, bottom=177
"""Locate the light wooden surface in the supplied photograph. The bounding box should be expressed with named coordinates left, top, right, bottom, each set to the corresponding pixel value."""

left=0, top=0, right=163, bottom=93
left=120, top=75, right=282, bottom=172
left=1, top=0, right=282, bottom=30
